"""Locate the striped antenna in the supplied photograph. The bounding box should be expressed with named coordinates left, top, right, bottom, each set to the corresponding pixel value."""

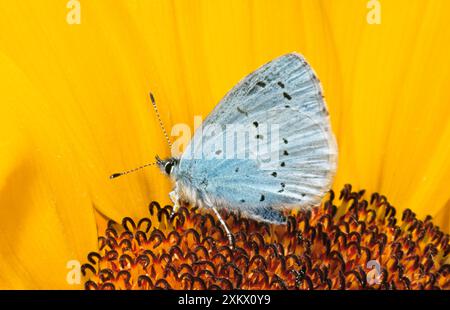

left=110, top=92, right=171, bottom=180
left=109, top=162, right=156, bottom=179
left=149, top=92, right=172, bottom=148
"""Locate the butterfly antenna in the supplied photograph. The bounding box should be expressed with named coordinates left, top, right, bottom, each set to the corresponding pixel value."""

left=149, top=92, right=172, bottom=148
left=110, top=93, right=170, bottom=180
left=110, top=162, right=156, bottom=179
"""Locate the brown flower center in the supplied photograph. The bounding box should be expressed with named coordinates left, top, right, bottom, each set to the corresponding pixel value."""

left=82, top=184, right=449, bottom=290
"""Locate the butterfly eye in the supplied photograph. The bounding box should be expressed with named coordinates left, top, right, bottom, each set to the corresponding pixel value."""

left=164, top=162, right=174, bottom=175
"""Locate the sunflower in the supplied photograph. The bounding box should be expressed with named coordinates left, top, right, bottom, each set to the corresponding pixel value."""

left=82, top=185, right=450, bottom=290
left=0, top=0, right=449, bottom=289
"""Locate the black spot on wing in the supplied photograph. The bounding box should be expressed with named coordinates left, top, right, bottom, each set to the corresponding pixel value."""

left=277, top=81, right=285, bottom=88
left=271, top=172, right=277, bottom=177
left=256, top=81, right=266, bottom=87
left=283, top=138, right=288, bottom=144
left=253, top=121, right=259, bottom=128
left=283, top=92, right=292, bottom=100
left=260, top=194, right=265, bottom=202
left=237, top=107, right=248, bottom=117
left=280, top=162, right=286, bottom=167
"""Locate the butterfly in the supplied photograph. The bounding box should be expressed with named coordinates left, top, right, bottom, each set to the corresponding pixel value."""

left=112, top=53, right=337, bottom=247
left=155, top=53, right=337, bottom=246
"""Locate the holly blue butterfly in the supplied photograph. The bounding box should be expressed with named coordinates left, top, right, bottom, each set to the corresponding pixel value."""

left=112, top=53, right=337, bottom=247
left=155, top=53, right=337, bottom=246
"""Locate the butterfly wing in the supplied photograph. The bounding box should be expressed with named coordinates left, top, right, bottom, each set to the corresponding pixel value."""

left=203, top=52, right=330, bottom=125
left=178, top=53, right=337, bottom=223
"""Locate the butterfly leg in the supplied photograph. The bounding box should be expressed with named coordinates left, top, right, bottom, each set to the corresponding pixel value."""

left=210, top=206, right=235, bottom=248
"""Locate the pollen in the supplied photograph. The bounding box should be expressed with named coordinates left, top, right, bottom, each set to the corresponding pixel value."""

left=82, top=184, right=449, bottom=290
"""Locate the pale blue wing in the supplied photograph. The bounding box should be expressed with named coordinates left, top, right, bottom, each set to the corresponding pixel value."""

left=178, top=53, right=337, bottom=223
left=183, top=53, right=332, bottom=162
left=180, top=107, right=336, bottom=222
left=203, top=52, right=329, bottom=125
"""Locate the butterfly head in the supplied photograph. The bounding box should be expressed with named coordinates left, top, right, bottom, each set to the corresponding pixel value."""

left=155, top=156, right=179, bottom=176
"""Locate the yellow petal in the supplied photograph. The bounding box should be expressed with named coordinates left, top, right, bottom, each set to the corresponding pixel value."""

left=323, top=0, right=450, bottom=227
left=0, top=53, right=97, bottom=289
left=0, top=0, right=449, bottom=289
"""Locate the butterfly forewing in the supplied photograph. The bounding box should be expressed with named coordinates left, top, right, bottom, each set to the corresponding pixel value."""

left=203, top=53, right=329, bottom=125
